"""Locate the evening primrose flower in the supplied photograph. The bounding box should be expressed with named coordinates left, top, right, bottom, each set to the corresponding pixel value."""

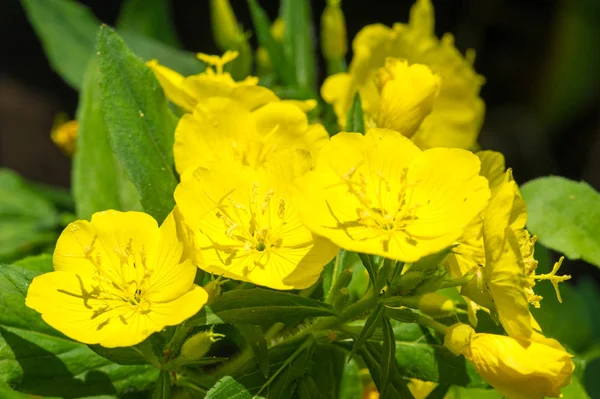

left=321, top=0, right=484, bottom=149
left=297, top=128, right=490, bottom=263
left=173, top=96, right=329, bottom=175
left=25, top=211, right=208, bottom=348
left=174, top=158, right=338, bottom=290
left=444, top=324, right=574, bottom=399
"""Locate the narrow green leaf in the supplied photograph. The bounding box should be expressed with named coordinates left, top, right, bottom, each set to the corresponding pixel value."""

left=247, top=0, right=295, bottom=86
left=97, top=26, right=178, bottom=223
left=296, top=376, right=322, bottom=399
left=379, top=317, right=397, bottom=398
left=359, top=343, right=414, bottom=398
left=0, top=264, right=158, bottom=397
left=205, top=376, right=257, bottom=399
left=521, top=176, right=600, bottom=267
left=281, top=0, right=316, bottom=90
left=237, top=324, right=270, bottom=378
left=152, top=371, right=171, bottom=399
left=308, top=344, right=361, bottom=399
left=73, top=57, right=142, bottom=220
left=349, top=304, right=384, bottom=359
left=197, top=289, right=336, bottom=326
left=358, top=253, right=377, bottom=286
left=345, top=92, right=365, bottom=134
left=22, top=0, right=202, bottom=89
left=0, top=169, right=59, bottom=263
left=117, top=0, right=180, bottom=47
left=263, top=339, right=314, bottom=399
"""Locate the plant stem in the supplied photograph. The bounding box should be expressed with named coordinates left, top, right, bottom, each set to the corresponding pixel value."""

left=416, top=314, right=449, bottom=334
left=440, top=275, right=472, bottom=288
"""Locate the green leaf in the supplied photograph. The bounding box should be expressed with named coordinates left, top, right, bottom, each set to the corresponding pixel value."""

left=236, top=325, right=269, bottom=378
left=358, top=253, right=377, bottom=286
left=205, top=376, right=258, bottom=399
left=73, top=57, right=142, bottom=220
left=0, top=381, right=60, bottom=399
left=152, top=371, right=171, bottom=399
left=281, top=0, right=316, bottom=91
left=14, top=254, right=53, bottom=273
left=380, top=317, right=397, bottom=398
left=117, top=0, right=180, bottom=47
left=308, top=344, right=361, bottom=399
left=345, top=92, right=365, bottom=134
left=263, top=339, right=314, bottom=399
left=89, top=345, right=150, bottom=366
left=193, top=289, right=336, bottom=326
left=296, top=376, right=322, bottom=399
left=22, top=0, right=202, bottom=90
left=97, top=26, right=178, bottom=223
left=521, top=176, right=600, bottom=267
left=0, top=169, right=59, bottom=263
left=323, top=250, right=352, bottom=303
left=444, top=386, right=501, bottom=399
left=0, top=263, right=158, bottom=397
left=560, top=376, right=591, bottom=399
left=349, top=304, right=384, bottom=360
left=358, top=343, right=414, bottom=398
left=247, top=0, right=295, bottom=86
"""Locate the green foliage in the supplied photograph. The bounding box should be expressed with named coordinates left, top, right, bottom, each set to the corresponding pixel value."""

left=521, top=176, right=600, bottom=268
left=236, top=325, right=269, bottom=378
left=281, top=0, right=316, bottom=91
left=0, top=170, right=60, bottom=263
left=0, top=263, right=158, bottom=398
left=21, top=0, right=202, bottom=90
left=205, top=376, right=260, bottom=399
left=73, top=57, right=142, bottom=220
left=117, top=0, right=180, bottom=47
left=346, top=92, right=365, bottom=134
left=97, top=27, right=178, bottom=223
left=191, top=288, right=336, bottom=326
left=349, top=304, right=384, bottom=359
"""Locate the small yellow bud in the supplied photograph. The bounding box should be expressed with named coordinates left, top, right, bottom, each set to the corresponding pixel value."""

left=180, top=329, right=225, bottom=361
left=50, top=117, right=78, bottom=157
left=418, top=293, right=455, bottom=318
left=321, top=0, right=347, bottom=61
left=443, top=323, right=474, bottom=356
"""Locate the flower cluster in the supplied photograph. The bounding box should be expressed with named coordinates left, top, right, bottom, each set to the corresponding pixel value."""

left=26, top=0, right=576, bottom=398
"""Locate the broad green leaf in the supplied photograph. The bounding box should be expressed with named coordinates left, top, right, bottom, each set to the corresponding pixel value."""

left=151, top=371, right=171, bottom=399
left=97, top=27, right=178, bottom=223
left=73, top=57, right=142, bottom=220
left=194, top=289, right=336, bottom=326
left=28, top=182, right=74, bottom=212
left=345, top=92, right=365, bottom=134
left=349, top=304, right=384, bottom=360
left=521, top=176, right=600, bottom=267
left=117, top=0, right=180, bottom=47
left=247, top=0, right=295, bottom=86
left=236, top=325, right=269, bottom=378
left=14, top=254, right=53, bottom=273
left=380, top=317, right=397, bottom=398
left=0, top=381, right=60, bottom=399
left=205, top=376, right=258, bottom=399
left=308, top=344, right=361, bottom=399
left=21, top=0, right=202, bottom=90
left=281, top=0, right=316, bottom=91
left=0, top=264, right=158, bottom=397
left=0, top=169, right=59, bottom=263
left=560, top=376, right=591, bottom=399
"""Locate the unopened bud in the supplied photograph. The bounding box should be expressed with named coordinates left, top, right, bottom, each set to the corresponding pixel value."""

left=332, top=287, right=350, bottom=312
left=321, top=0, right=347, bottom=61
left=180, top=329, right=225, bottom=361
left=332, top=268, right=353, bottom=292
left=51, top=116, right=78, bottom=157
left=413, top=276, right=443, bottom=295
left=393, top=270, right=425, bottom=294
left=209, top=0, right=251, bottom=78
left=443, top=323, right=474, bottom=356
left=204, top=279, right=223, bottom=305
left=418, top=293, right=455, bottom=318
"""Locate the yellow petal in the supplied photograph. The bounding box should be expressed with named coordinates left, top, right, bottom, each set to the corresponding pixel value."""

left=147, top=285, right=208, bottom=328
left=477, top=150, right=506, bottom=195
left=146, top=60, right=196, bottom=111
left=321, top=73, right=354, bottom=127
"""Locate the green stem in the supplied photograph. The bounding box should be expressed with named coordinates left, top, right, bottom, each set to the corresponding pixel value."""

left=440, top=275, right=472, bottom=288
left=326, top=251, right=343, bottom=303
left=416, top=314, right=448, bottom=334
left=167, top=322, right=193, bottom=354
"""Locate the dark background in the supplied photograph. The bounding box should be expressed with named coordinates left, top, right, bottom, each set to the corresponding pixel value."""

left=1, top=0, right=600, bottom=277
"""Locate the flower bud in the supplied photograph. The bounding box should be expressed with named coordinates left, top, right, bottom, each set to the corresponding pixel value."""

left=51, top=116, right=78, bottom=157
left=443, top=323, right=474, bottom=356
left=393, top=270, right=425, bottom=294
left=203, top=279, right=223, bottom=305
left=332, top=287, right=350, bottom=312
left=180, top=329, right=225, bottom=361
left=418, top=293, right=455, bottom=318
left=331, top=268, right=353, bottom=292
left=321, top=0, right=347, bottom=61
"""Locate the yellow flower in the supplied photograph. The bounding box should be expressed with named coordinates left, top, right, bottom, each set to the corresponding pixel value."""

left=173, top=96, right=329, bottom=175
left=321, top=0, right=484, bottom=149
left=444, top=324, right=574, bottom=399
left=174, top=157, right=338, bottom=290
left=25, top=211, right=208, bottom=348
left=297, top=128, right=490, bottom=263
left=51, top=116, right=78, bottom=157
